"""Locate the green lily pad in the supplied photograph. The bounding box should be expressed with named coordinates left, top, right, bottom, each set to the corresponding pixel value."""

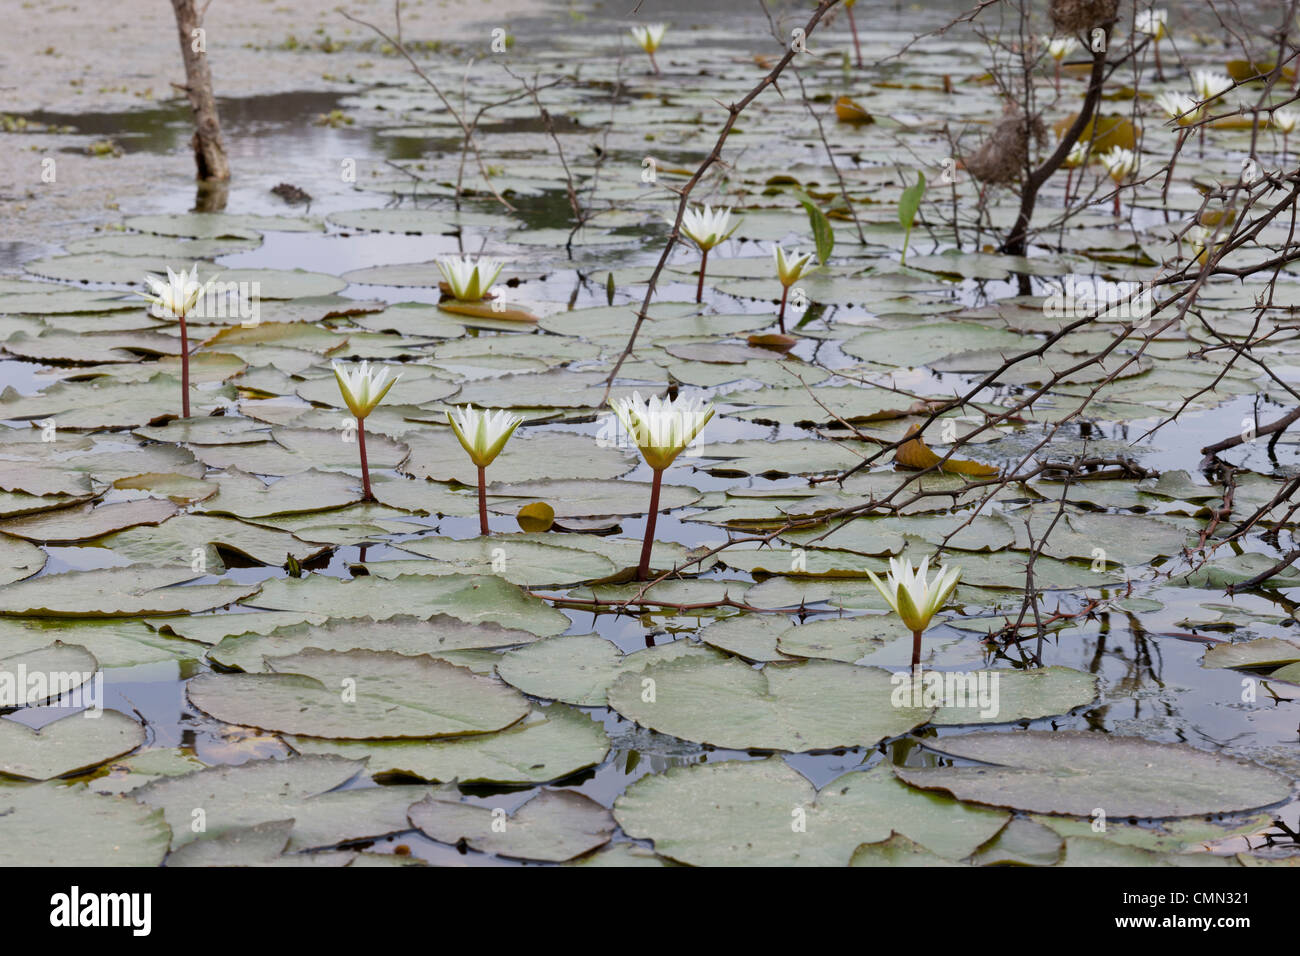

left=614, top=759, right=1008, bottom=866
left=1057, top=836, right=1241, bottom=867
left=290, top=705, right=607, bottom=785
left=0, top=710, right=145, bottom=781
left=496, top=635, right=724, bottom=707
left=608, top=656, right=932, bottom=751
left=188, top=648, right=530, bottom=740
left=401, top=430, right=635, bottom=485
left=895, top=731, right=1294, bottom=817
left=0, top=781, right=170, bottom=865
left=1203, top=637, right=1300, bottom=670
left=408, top=787, right=615, bottom=862
left=0, top=498, right=177, bottom=544
left=244, top=573, right=570, bottom=636
left=0, top=567, right=260, bottom=617
left=0, top=533, right=46, bottom=585
left=207, top=615, right=540, bottom=673
left=375, top=535, right=616, bottom=587
left=850, top=832, right=967, bottom=867
left=928, top=666, right=1099, bottom=725
left=135, top=754, right=428, bottom=849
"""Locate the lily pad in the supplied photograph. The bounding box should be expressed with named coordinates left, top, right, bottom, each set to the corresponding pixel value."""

left=0, top=710, right=145, bottom=781
left=135, top=754, right=429, bottom=849
left=607, top=656, right=932, bottom=751
left=188, top=648, right=530, bottom=740
left=895, top=732, right=1294, bottom=817
left=206, top=615, right=539, bottom=673
left=0, top=781, right=170, bottom=865
left=290, top=705, right=606, bottom=785
left=408, top=787, right=615, bottom=862
left=244, top=573, right=570, bottom=636
left=496, top=635, right=724, bottom=707
left=614, top=759, right=1008, bottom=866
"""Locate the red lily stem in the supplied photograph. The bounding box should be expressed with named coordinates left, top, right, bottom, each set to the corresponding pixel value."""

left=179, top=314, right=190, bottom=418
left=1054, top=60, right=1061, bottom=96
left=778, top=285, right=789, bottom=333
left=1112, top=188, right=1121, bottom=218
left=637, top=468, right=664, bottom=581
left=847, top=5, right=862, bottom=68
left=911, top=629, right=923, bottom=670
left=357, top=416, right=373, bottom=501
left=695, top=248, right=709, bottom=303
left=1064, top=167, right=1073, bottom=208
left=648, top=50, right=659, bottom=75
left=478, top=464, right=489, bottom=536
left=1153, top=42, right=1163, bottom=82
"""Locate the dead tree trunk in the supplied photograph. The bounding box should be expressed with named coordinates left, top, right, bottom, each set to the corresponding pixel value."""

left=170, top=0, right=230, bottom=182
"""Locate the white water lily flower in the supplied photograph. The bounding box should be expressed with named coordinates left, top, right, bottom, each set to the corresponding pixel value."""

left=630, top=23, right=666, bottom=54
left=436, top=255, right=504, bottom=302
left=1099, top=146, right=1140, bottom=181
left=1063, top=141, right=1089, bottom=168
left=773, top=245, right=815, bottom=287
left=1273, top=108, right=1299, bottom=135
left=677, top=203, right=741, bottom=252
left=447, top=404, right=524, bottom=468
left=609, top=391, right=715, bottom=471
left=866, top=556, right=962, bottom=634
left=332, top=361, right=400, bottom=420
left=1187, top=224, right=1215, bottom=262
left=1192, top=69, right=1233, bottom=103
left=1135, top=8, right=1168, bottom=39
left=139, top=263, right=216, bottom=320
left=1156, top=91, right=1200, bottom=125
left=1044, top=36, right=1079, bottom=61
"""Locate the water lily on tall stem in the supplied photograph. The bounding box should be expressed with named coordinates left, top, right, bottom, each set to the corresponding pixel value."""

left=1274, top=107, right=1297, bottom=160
left=677, top=203, right=740, bottom=303
left=772, top=245, right=815, bottom=333
left=437, top=255, right=504, bottom=302
left=1044, top=35, right=1079, bottom=93
left=138, top=263, right=217, bottom=418
left=1062, top=141, right=1088, bottom=207
left=333, top=361, right=400, bottom=501
left=1098, top=146, right=1140, bottom=216
left=866, top=555, right=961, bottom=669
left=447, top=404, right=524, bottom=535
left=630, top=23, right=667, bottom=74
left=1135, top=8, right=1169, bottom=79
left=1191, top=69, right=1233, bottom=104
left=1156, top=91, right=1200, bottom=126
left=609, top=392, right=715, bottom=580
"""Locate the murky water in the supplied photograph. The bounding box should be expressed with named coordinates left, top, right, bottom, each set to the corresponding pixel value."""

left=2, top=0, right=1298, bottom=865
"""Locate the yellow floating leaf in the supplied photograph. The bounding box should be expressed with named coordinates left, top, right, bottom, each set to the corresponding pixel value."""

left=834, top=96, right=874, bottom=125
left=895, top=424, right=999, bottom=477
left=438, top=301, right=538, bottom=324
left=747, top=333, right=796, bottom=352
left=1225, top=59, right=1293, bottom=83
left=516, top=501, right=555, bottom=533
left=1053, top=112, right=1138, bottom=154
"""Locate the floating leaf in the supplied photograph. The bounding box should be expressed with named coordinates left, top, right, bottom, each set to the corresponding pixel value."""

left=615, top=759, right=1007, bottom=866
left=0, top=781, right=170, bottom=865
left=408, top=788, right=614, bottom=862
left=188, top=648, right=529, bottom=740
left=288, top=705, right=607, bottom=784
left=0, top=710, right=145, bottom=781
left=895, top=732, right=1293, bottom=817
left=136, top=754, right=427, bottom=850
left=607, top=656, right=932, bottom=751
left=895, top=423, right=999, bottom=476
left=516, top=501, right=555, bottom=533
